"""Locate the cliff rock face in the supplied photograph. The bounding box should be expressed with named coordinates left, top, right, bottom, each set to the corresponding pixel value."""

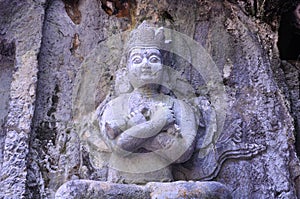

left=0, top=0, right=299, bottom=198
left=0, top=0, right=45, bottom=197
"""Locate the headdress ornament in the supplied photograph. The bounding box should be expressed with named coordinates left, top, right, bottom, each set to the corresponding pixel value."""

left=125, top=21, right=166, bottom=54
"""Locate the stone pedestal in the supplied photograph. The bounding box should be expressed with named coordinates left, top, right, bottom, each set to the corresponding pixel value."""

left=55, top=180, right=232, bottom=199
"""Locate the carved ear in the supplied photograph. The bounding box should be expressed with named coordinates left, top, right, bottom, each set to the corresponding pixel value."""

left=114, top=68, right=133, bottom=96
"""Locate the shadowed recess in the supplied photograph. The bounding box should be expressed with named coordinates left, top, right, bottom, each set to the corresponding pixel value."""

left=0, top=39, right=15, bottom=170
left=278, top=2, right=300, bottom=61
left=62, top=0, right=82, bottom=24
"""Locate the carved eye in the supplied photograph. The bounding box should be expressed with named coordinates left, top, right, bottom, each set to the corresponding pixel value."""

left=132, top=56, right=142, bottom=64
left=149, top=56, right=161, bottom=63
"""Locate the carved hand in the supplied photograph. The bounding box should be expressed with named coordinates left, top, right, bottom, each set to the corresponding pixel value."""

left=126, top=109, right=147, bottom=127
left=151, top=103, right=175, bottom=129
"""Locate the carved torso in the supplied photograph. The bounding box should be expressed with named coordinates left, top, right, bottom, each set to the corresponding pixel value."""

left=99, top=90, right=198, bottom=183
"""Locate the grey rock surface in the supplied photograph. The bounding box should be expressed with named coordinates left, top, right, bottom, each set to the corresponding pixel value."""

left=0, top=39, right=15, bottom=171
left=146, top=181, right=232, bottom=199
left=55, top=180, right=149, bottom=199
left=0, top=0, right=45, bottom=198
left=55, top=180, right=231, bottom=199
left=0, top=0, right=299, bottom=199
left=281, top=61, right=300, bottom=154
left=27, top=0, right=130, bottom=197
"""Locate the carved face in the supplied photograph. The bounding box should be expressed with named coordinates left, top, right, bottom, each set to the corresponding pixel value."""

left=127, top=48, right=163, bottom=88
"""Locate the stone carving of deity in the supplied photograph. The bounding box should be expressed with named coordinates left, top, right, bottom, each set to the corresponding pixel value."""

left=98, top=22, right=199, bottom=184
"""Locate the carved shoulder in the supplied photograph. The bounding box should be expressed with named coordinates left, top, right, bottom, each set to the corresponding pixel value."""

left=99, top=94, right=130, bottom=139
left=101, top=94, right=130, bottom=118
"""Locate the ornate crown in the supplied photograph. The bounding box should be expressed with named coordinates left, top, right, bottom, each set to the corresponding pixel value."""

left=125, top=21, right=166, bottom=54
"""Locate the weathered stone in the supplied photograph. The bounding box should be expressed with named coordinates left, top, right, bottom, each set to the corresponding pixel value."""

left=55, top=180, right=232, bottom=199
left=0, top=0, right=299, bottom=198
left=0, top=0, right=45, bottom=198
left=0, top=39, right=15, bottom=171
left=26, top=0, right=131, bottom=197
left=55, top=180, right=150, bottom=199
left=97, top=22, right=201, bottom=184
left=281, top=61, right=300, bottom=153
left=146, top=181, right=232, bottom=199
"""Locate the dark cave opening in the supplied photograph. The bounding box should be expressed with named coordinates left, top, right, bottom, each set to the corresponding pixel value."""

left=278, top=3, right=300, bottom=61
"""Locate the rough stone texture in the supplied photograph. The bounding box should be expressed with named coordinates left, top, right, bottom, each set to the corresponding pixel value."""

left=281, top=61, right=300, bottom=154
left=0, top=0, right=299, bottom=199
left=55, top=180, right=231, bottom=199
left=147, top=181, right=232, bottom=199
left=153, top=1, right=295, bottom=198
left=0, top=0, right=45, bottom=198
left=55, top=180, right=149, bottom=199
left=193, top=2, right=300, bottom=198
left=132, top=1, right=300, bottom=198
left=27, top=0, right=130, bottom=198
left=0, top=39, right=15, bottom=170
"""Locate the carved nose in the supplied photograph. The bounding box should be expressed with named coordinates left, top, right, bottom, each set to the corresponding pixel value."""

left=141, top=58, right=151, bottom=69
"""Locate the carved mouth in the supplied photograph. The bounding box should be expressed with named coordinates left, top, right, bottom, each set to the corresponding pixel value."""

left=141, top=70, right=153, bottom=75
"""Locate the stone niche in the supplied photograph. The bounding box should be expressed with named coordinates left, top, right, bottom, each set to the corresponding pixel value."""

left=20, top=0, right=300, bottom=198
left=0, top=39, right=15, bottom=169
